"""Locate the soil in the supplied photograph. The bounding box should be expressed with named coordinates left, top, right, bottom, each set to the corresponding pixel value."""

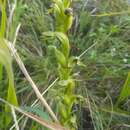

left=78, top=108, right=94, bottom=130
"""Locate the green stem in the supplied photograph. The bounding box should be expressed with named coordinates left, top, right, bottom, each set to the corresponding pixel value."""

left=0, top=0, right=6, bottom=38
left=0, top=64, right=3, bottom=81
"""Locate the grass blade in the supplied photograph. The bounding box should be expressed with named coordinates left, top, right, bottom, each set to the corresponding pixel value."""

left=116, top=72, right=130, bottom=106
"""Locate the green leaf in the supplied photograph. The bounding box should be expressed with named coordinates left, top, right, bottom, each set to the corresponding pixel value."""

left=53, top=0, right=64, bottom=13
left=49, top=46, right=66, bottom=67
left=55, top=32, right=70, bottom=58
left=53, top=2, right=63, bottom=17
left=63, top=0, right=71, bottom=8
left=0, top=39, right=18, bottom=125
left=23, top=106, right=51, bottom=121
left=59, top=103, right=68, bottom=120
left=0, top=0, right=6, bottom=38
left=70, top=115, right=76, bottom=125
left=0, top=64, right=3, bottom=81
left=42, top=31, right=55, bottom=38
left=42, top=32, right=70, bottom=58
left=9, top=2, right=27, bottom=41
left=116, top=72, right=130, bottom=105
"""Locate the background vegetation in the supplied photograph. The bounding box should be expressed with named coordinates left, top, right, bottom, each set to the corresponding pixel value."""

left=1, top=0, right=130, bottom=130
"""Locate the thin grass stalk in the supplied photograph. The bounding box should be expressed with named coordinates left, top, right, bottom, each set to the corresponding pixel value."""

left=0, top=0, right=19, bottom=127
left=6, top=41, right=59, bottom=122
left=7, top=0, right=17, bottom=39
left=0, top=98, right=67, bottom=130
left=0, top=64, right=3, bottom=81
left=0, top=0, right=6, bottom=37
left=78, top=42, right=97, bottom=58
left=11, top=106, right=20, bottom=130
left=13, top=23, right=21, bottom=45
left=91, top=10, right=130, bottom=17
left=10, top=78, right=59, bottom=130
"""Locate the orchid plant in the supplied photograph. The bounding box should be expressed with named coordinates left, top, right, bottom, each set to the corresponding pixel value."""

left=42, top=0, right=83, bottom=129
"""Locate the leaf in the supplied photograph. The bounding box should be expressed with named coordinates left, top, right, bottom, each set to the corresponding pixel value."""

left=27, top=112, right=66, bottom=130
left=9, top=2, right=27, bottom=41
left=70, top=115, right=76, bottom=125
left=0, top=64, right=3, bottom=81
left=63, top=0, right=71, bottom=8
left=55, top=32, right=70, bottom=58
left=0, top=98, right=67, bottom=130
left=59, top=103, right=68, bottom=120
left=53, top=0, right=64, bottom=13
left=49, top=46, right=66, bottom=67
left=42, top=31, right=55, bottom=37
left=42, top=32, right=70, bottom=58
left=0, top=0, right=6, bottom=38
left=116, top=72, right=130, bottom=105
left=23, top=106, right=51, bottom=121
left=53, top=3, right=62, bottom=17
left=101, top=106, right=130, bottom=118
left=0, top=39, right=18, bottom=125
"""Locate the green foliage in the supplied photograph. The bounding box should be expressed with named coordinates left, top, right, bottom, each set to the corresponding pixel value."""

left=116, top=72, right=130, bottom=105
left=8, top=0, right=27, bottom=41
left=0, top=0, right=18, bottom=128
left=23, top=106, right=51, bottom=121
left=0, top=0, right=129, bottom=129
left=0, top=0, right=6, bottom=37
left=0, top=39, right=18, bottom=126
left=17, top=0, right=130, bottom=129
left=42, top=31, right=70, bottom=58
